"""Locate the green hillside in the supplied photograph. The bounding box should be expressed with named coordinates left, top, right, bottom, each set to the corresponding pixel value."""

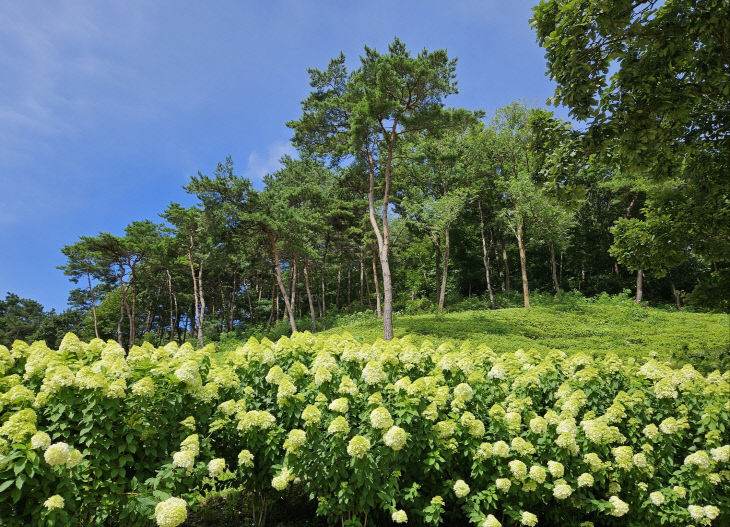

left=320, top=300, right=729, bottom=372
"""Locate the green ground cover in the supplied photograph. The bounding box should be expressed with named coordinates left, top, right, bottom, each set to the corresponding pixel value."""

left=319, top=299, right=729, bottom=372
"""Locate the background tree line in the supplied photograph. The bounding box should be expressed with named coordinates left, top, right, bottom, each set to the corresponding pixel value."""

left=4, top=0, right=728, bottom=348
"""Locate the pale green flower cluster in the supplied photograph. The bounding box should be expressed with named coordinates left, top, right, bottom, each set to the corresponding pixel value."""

left=453, top=479, right=470, bottom=498
left=43, top=494, right=64, bottom=510
left=207, top=458, right=226, bottom=478
left=155, top=497, right=187, bottom=527
left=301, top=404, right=322, bottom=426
left=272, top=466, right=295, bottom=491
left=238, top=449, right=254, bottom=467
left=370, top=407, right=394, bottom=430
left=30, top=431, right=51, bottom=450
left=609, top=495, right=629, bottom=517
left=284, top=429, right=307, bottom=453
left=44, top=442, right=70, bottom=466
left=383, top=426, right=407, bottom=451
left=347, top=435, right=371, bottom=459
left=327, top=416, right=350, bottom=435
left=237, top=410, right=276, bottom=431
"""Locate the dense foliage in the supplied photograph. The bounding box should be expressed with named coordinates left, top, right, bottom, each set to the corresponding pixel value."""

left=1, top=332, right=728, bottom=526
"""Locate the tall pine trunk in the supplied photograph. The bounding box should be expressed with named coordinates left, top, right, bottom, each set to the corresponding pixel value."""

left=365, top=149, right=394, bottom=341
left=85, top=270, right=99, bottom=339
left=371, top=244, right=382, bottom=317
left=501, top=239, right=511, bottom=291
left=359, top=249, right=365, bottom=305
left=265, top=230, right=297, bottom=332
left=336, top=263, right=342, bottom=312
left=244, top=278, right=254, bottom=324
left=515, top=220, right=530, bottom=308
left=477, top=201, right=495, bottom=309
left=438, top=229, right=450, bottom=313
left=321, top=238, right=328, bottom=317
left=303, top=256, right=317, bottom=330
left=166, top=269, right=175, bottom=342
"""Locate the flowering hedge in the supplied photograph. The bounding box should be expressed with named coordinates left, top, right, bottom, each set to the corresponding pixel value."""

left=0, top=332, right=728, bottom=526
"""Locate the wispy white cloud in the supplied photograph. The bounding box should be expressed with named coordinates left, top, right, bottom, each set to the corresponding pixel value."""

left=244, top=141, right=296, bottom=184
left=0, top=1, right=164, bottom=165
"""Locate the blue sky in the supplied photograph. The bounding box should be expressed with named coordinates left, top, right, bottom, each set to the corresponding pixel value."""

left=0, top=0, right=570, bottom=311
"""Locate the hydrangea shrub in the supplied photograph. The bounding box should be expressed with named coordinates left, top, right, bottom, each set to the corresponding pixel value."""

left=0, top=332, right=728, bottom=526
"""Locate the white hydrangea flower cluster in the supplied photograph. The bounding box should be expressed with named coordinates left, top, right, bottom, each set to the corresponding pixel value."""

left=383, top=426, right=407, bottom=451
left=155, top=497, right=187, bottom=527
left=608, top=496, right=629, bottom=517
left=44, top=442, right=70, bottom=466
left=347, top=435, right=371, bottom=459
left=453, top=479, right=470, bottom=498
left=207, top=458, right=226, bottom=478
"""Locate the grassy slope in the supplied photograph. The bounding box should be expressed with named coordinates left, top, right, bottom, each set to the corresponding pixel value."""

left=320, top=301, right=730, bottom=371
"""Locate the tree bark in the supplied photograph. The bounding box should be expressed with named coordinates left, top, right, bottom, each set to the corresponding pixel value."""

left=364, top=148, right=394, bottom=340
left=515, top=220, right=530, bottom=308
left=290, top=257, right=297, bottom=314
left=268, top=281, right=275, bottom=327
left=438, top=229, right=450, bottom=313
left=244, top=278, right=254, bottom=324
left=117, top=274, right=126, bottom=347
left=501, top=239, right=511, bottom=291
left=635, top=269, right=644, bottom=303
left=187, top=235, right=204, bottom=347
left=670, top=280, right=681, bottom=309
left=336, top=262, right=342, bottom=312
left=303, top=256, right=317, bottom=330
left=477, top=201, right=496, bottom=309
left=359, top=249, right=365, bottom=305
left=364, top=264, right=373, bottom=311
left=371, top=244, right=382, bottom=317
left=265, top=229, right=297, bottom=332
left=549, top=242, right=560, bottom=294
left=128, top=266, right=137, bottom=347
left=166, top=269, right=175, bottom=342
left=321, top=237, right=328, bottom=317
left=84, top=270, right=100, bottom=339
left=197, top=262, right=205, bottom=346
left=347, top=259, right=351, bottom=312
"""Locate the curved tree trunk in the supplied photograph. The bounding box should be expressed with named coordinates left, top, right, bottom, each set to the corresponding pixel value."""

left=117, top=275, right=125, bottom=347
left=365, top=149, right=394, bottom=340
left=86, top=270, right=99, bottom=339
left=265, top=230, right=297, bottom=332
